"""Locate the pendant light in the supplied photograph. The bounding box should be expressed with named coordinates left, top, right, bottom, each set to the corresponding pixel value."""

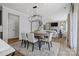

left=28, top=5, right=42, bottom=22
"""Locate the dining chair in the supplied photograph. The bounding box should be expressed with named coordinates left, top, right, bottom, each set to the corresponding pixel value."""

left=27, top=33, right=38, bottom=51
left=21, top=32, right=28, bottom=47
left=41, top=33, right=53, bottom=50
left=52, top=30, right=58, bottom=38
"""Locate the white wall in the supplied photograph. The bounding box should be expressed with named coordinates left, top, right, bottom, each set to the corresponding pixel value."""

left=20, top=15, right=31, bottom=39
left=70, top=4, right=78, bottom=49
left=72, top=4, right=78, bottom=48
left=2, top=6, right=30, bottom=42
left=77, top=4, right=79, bottom=55
left=40, top=4, right=70, bottom=24
left=0, top=26, right=2, bottom=32
left=41, top=13, right=68, bottom=25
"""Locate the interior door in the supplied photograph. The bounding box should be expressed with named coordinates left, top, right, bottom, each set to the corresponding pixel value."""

left=8, top=13, right=19, bottom=39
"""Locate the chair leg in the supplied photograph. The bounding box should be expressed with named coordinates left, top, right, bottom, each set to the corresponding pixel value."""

left=32, top=43, right=34, bottom=51
left=38, top=40, right=41, bottom=50
left=24, top=40, right=27, bottom=48
left=50, top=41, right=52, bottom=47
left=27, top=41, right=29, bottom=49
left=48, top=42, right=50, bottom=51
left=21, top=40, right=23, bottom=46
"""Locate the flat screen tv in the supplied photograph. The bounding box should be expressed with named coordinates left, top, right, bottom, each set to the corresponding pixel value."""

left=51, top=22, right=58, bottom=27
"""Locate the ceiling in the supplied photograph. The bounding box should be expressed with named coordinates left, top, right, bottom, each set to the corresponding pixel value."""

left=0, top=3, right=71, bottom=16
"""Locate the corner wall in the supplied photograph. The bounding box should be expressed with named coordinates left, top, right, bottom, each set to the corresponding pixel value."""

left=70, top=4, right=78, bottom=49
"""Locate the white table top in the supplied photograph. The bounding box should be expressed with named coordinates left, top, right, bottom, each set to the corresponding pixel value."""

left=0, top=39, right=15, bottom=56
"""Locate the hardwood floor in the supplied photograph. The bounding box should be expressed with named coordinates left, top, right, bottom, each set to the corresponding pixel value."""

left=8, top=38, right=24, bottom=56
left=52, top=37, right=70, bottom=48
left=8, top=38, right=19, bottom=44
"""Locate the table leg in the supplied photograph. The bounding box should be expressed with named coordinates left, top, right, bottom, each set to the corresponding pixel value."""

left=38, top=39, right=41, bottom=50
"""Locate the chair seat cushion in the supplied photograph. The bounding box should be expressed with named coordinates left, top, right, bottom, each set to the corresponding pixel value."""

left=41, top=38, right=49, bottom=42
left=28, top=38, right=38, bottom=43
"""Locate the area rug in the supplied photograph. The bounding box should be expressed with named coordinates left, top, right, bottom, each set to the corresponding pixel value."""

left=11, top=41, right=77, bottom=56
left=11, top=41, right=60, bottom=56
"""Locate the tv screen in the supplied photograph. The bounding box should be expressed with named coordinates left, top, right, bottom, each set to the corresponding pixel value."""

left=51, top=22, right=58, bottom=27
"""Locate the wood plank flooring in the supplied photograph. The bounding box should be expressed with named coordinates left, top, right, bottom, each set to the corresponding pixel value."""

left=8, top=38, right=24, bottom=56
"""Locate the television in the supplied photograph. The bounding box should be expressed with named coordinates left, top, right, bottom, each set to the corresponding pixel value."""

left=51, top=22, right=58, bottom=27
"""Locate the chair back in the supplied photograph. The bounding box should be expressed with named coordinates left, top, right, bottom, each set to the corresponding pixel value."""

left=21, top=32, right=28, bottom=40
left=48, top=33, right=53, bottom=42
left=52, top=30, right=58, bottom=38
left=28, top=33, right=35, bottom=42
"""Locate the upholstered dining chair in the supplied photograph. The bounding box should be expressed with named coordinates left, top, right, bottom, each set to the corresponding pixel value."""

left=21, top=32, right=28, bottom=47
left=27, top=33, right=38, bottom=51
left=41, top=33, right=53, bottom=50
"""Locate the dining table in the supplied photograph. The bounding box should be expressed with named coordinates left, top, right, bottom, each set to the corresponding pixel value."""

left=31, top=31, right=48, bottom=50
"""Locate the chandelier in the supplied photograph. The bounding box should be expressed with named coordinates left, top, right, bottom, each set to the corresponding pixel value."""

left=28, top=5, right=42, bottom=22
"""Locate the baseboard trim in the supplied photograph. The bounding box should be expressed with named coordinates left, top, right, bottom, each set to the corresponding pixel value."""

left=8, top=37, right=19, bottom=40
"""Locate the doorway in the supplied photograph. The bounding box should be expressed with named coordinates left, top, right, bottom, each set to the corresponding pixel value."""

left=8, top=13, right=19, bottom=39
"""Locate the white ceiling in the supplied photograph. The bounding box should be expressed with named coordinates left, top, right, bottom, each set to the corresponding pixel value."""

left=0, top=3, right=71, bottom=16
